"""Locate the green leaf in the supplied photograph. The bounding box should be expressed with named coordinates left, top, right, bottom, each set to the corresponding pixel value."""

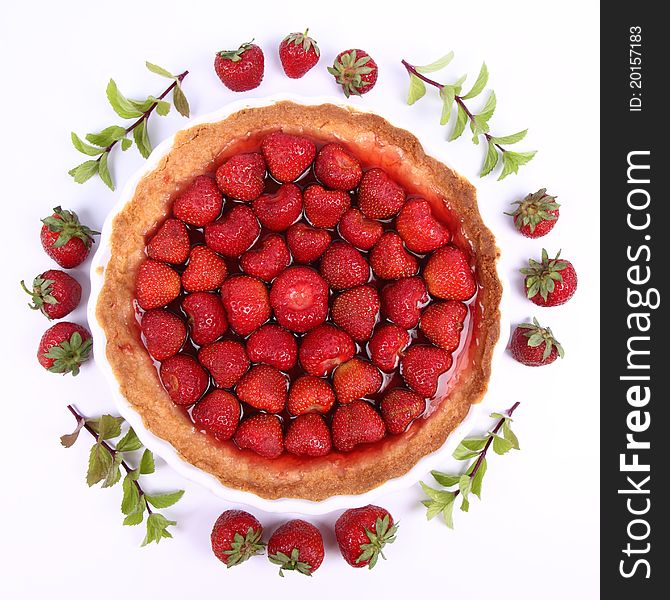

left=492, top=433, right=514, bottom=455
left=142, top=513, right=176, bottom=546
left=480, top=140, right=500, bottom=177
left=116, top=428, right=143, bottom=452
left=441, top=497, right=456, bottom=528
left=462, top=62, right=489, bottom=100
left=68, top=160, right=99, bottom=184
left=490, top=129, right=528, bottom=145
left=478, top=91, right=497, bottom=123
left=471, top=458, right=487, bottom=499
left=121, top=138, right=132, bottom=151
left=133, top=120, right=152, bottom=159
left=88, top=415, right=124, bottom=440
left=453, top=438, right=486, bottom=460
left=139, top=449, right=155, bottom=474
left=121, top=473, right=141, bottom=515
left=439, top=86, right=456, bottom=125
left=498, top=150, right=537, bottom=180
left=155, top=100, right=171, bottom=116
left=172, top=83, right=190, bottom=118
left=86, top=443, right=113, bottom=487
left=502, top=422, right=520, bottom=450
left=85, top=125, right=127, bottom=147
left=458, top=473, right=472, bottom=498
left=449, top=103, right=468, bottom=141
left=432, top=471, right=461, bottom=488
left=106, top=79, right=143, bottom=119
left=128, top=97, right=155, bottom=112
left=145, top=61, right=174, bottom=78
left=460, top=495, right=470, bottom=512
left=145, top=490, right=185, bottom=509
left=407, top=74, right=426, bottom=105
left=60, top=417, right=85, bottom=448
left=415, top=51, right=454, bottom=74
left=98, top=152, right=113, bottom=190
left=123, top=504, right=146, bottom=526
left=101, top=453, right=122, bottom=488
left=71, top=132, right=105, bottom=156
left=461, top=437, right=489, bottom=451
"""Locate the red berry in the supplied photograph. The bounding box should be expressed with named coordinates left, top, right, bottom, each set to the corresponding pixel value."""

left=214, top=42, right=264, bottom=92
left=286, top=223, right=331, bottom=263
left=522, top=249, right=577, bottom=307
left=285, top=414, right=332, bottom=457
left=205, top=205, right=260, bottom=257
left=331, top=400, right=386, bottom=452
left=423, top=245, right=476, bottom=300
left=159, top=354, right=209, bottom=406
left=140, top=309, right=187, bottom=360
left=198, top=340, right=249, bottom=388
left=40, top=206, right=98, bottom=268
left=367, top=323, right=410, bottom=372
left=146, top=218, right=190, bottom=264
left=335, top=505, right=397, bottom=569
left=173, top=175, right=223, bottom=227
left=215, top=153, right=266, bottom=202
left=192, top=390, right=241, bottom=440
left=319, top=242, right=369, bottom=290
left=267, top=520, right=325, bottom=576
left=270, top=267, right=329, bottom=333
left=509, top=318, right=564, bottom=366
left=21, top=270, right=81, bottom=320
left=299, top=324, right=355, bottom=377
left=303, top=184, right=351, bottom=229
left=328, top=49, right=378, bottom=97
left=332, top=358, right=383, bottom=405
left=287, top=375, right=335, bottom=415
left=237, top=364, right=288, bottom=413
left=331, top=285, right=380, bottom=342
left=380, top=389, right=425, bottom=434
left=135, top=259, right=181, bottom=310
left=252, top=184, right=303, bottom=232
left=507, top=189, right=560, bottom=238
left=220, top=275, right=271, bottom=336
left=314, top=143, right=362, bottom=191
left=234, top=413, right=284, bottom=458
left=380, top=276, right=428, bottom=329
left=181, top=245, right=228, bottom=293
left=211, top=510, right=265, bottom=567
left=181, top=292, right=228, bottom=346
left=261, top=131, right=316, bottom=183
left=395, top=198, right=450, bottom=253
left=240, top=234, right=291, bottom=282
left=400, top=345, right=452, bottom=397
left=419, top=301, right=468, bottom=352
left=37, top=322, right=92, bottom=376
left=279, top=30, right=320, bottom=79
left=338, top=208, right=383, bottom=250
left=246, top=324, right=298, bottom=371
left=358, top=169, right=405, bottom=219
left=369, top=232, right=418, bottom=280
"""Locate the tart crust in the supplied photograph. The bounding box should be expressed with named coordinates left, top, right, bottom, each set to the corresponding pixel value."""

left=96, top=101, right=501, bottom=501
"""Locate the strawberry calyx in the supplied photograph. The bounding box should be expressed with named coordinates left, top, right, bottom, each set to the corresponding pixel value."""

left=21, top=276, right=57, bottom=316
left=520, top=248, right=568, bottom=301
left=518, top=317, right=565, bottom=361
left=284, top=29, right=320, bottom=56
left=505, top=188, right=559, bottom=233
left=217, top=40, right=255, bottom=62
left=41, top=206, right=99, bottom=249
left=356, top=514, right=399, bottom=569
left=268, top=547, right=313, bottom=577
left=222, top=526, right=266, bottom=568
left=43, top=331, right=93, bottom=376
left=327, top=50, right=374, bottom=98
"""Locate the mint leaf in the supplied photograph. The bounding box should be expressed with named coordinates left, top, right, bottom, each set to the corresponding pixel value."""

left=98, top=152, right=113, bottom=190
left=142, top=513, right=176, bottom=546
left=88, top=415, right=124, bottom=440
left=123, top=496, right=147, bottom=526
left=85, top=125, right=127, bottom=147
left=121, top=138, right=132, bottom=151
left=420, top=482, right=457, bottom=526
left=86, top=443, right=113, bottom=487
left=133, top=120, right=151, bottom=159
left=439, top=86, right=456, bottom=125
left=101, top=453, right=122, bottom=488
left=449, top=103, right=468, bottom=141
left=106, top=79, right=143, bottom=119
left=116, top=428, right=143, bottom=452
left=407, top=73, right=426, bottom=105
left=415, top=51, right=454, bottom=74
left=172, top=84, right=190, bottom=118
left=431, top=471, right=460, bottom=487
left=480, top=140, right=500, bottom=177
left=461, top=62, right=489, bottom=100
left=490, top=129, right=528, bottom=145
left=471, top=458, right=487, bottom=499
left=71, top=132, right=105, bottom=156
left=460, top=437, right=488, bottom=451
left=145, top=61, right=174, bottom=78
left=121, top=473, right=141, bottom=515
left=502, top=421, right=520, bottom=450
left=498, top=150, right=537, bottom=180
left=492, top=433, right=514, bottom=455
left=68, top=160, right=99, bottom=184
left=477, top=91, right=496, bottom=124
left=60, top=417, right=85, bottom=448
left=155, top=100, right=171, bottom=116
left=139, top=449, right=155, bottom=474
left=458, top=473, right=472, bottom=498
left=145, top=490, right=185, bottom=509
left=460, top=495, right=470, bottom=512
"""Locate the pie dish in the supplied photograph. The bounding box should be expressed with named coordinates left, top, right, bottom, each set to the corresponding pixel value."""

left=94, top=98, right=501, bottom=501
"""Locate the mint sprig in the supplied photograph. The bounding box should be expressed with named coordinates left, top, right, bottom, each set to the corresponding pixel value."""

left=63, top=405, right=184, bottom=546
left=420, top=402, right=521, bottom=527
left=402, top=56, right=536, bottom=180
left=69, top=62, right=190, bottom=191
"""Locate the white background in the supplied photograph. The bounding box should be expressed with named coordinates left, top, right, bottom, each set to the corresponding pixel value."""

left=0, top=1, right=599, bottom=598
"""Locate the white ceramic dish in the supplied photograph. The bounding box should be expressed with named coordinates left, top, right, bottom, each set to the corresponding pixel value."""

left=88, top=94, right=509, bottom=515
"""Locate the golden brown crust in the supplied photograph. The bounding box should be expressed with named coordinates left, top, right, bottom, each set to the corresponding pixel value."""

left=96, top=101, right=501, bottom=501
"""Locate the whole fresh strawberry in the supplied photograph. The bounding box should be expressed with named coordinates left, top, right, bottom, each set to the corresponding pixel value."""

left=401, top=345, right=452, bottom=397
left=146, top=218, right=190, bottom=264
left=211, top=509, right=265, bottom=567
left=214, top=41, right=265, bottom=92
left=299, top=324, right=355, bottom=376
left=369, top=232, right=418, bottom=280
left=285, top=414, right=332, bottom=457
left=368, top=323, right=410, bottom=372
left=506, top=188, right=560, bottom=238
left=335, top=505, right=398, bottom=568
left=40, top=206, right=99, bottom=268
left=521, top=249, right=577, bottom=306
left=270, top=267, right=329, bottom=333
left=314, top=143, right=362, bottom=191
left=510, top=318, right=564, bottom=366
left=286, top=223, right=331, bottom=263
left=423, top=245, right=477, bottom=301
left=338, top=208, right=383, bottom=250
left=159, top=354, right=209, bottom=406
left=319, top=241, right=369, bottom=289
left=205, top=204, right=260, bottom=257
left=172, top=175, right=223, bottom=227
left=288, top=375, right=335, bottom=415
left=220, top=275, right=271, bottom=336
left=140, top=309, right=187, bottom=360
left=198, top=340, right=250, bottom=388
left=246, top=324, right=298, bottom=370
left=252, top=184, right=303, bottom=232
left=261, top=132, right=316, bottom=183
left=215, top=153, right=266, bottom=202
left=240, top=234, right=291, bottom=282
left=380, top=276, right=429, bottom=329
left=331, top=285, right=380, bottom=342
left=332, top=358, right=383, bottom=404
left=395, top=198, right=451, bottom=253
left=22, top=270, right=81, bottom=320
left=236, top=364, right=288, bottom=413
left=303, top=184, right=351, bottom=228
left=380, top=388, right=425, bottom=434
left=234, top=413, right=284, bottom=458
left=268, top=519, right=324, bottom=576
left=37, top=321, right=92, bottom=376
left=135, top=259, right=181, bottom=310
left=279, top=29, right=320, bottom=79
left=419, top=301, right=468, bottom=353
left=181, top=245, right=228, bottom=293
left=357, top=168, right=405, bottom=219
left=192, top=390, right=241, bottom=440
left=331, top=400, right=386, bottom=452
left=328, top=49, right=378, bottom=97
left=181, top=292, right=228, bottom=346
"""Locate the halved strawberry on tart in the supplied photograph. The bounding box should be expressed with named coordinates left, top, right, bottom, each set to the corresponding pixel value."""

left=96, top=101, right=501, bottom=501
